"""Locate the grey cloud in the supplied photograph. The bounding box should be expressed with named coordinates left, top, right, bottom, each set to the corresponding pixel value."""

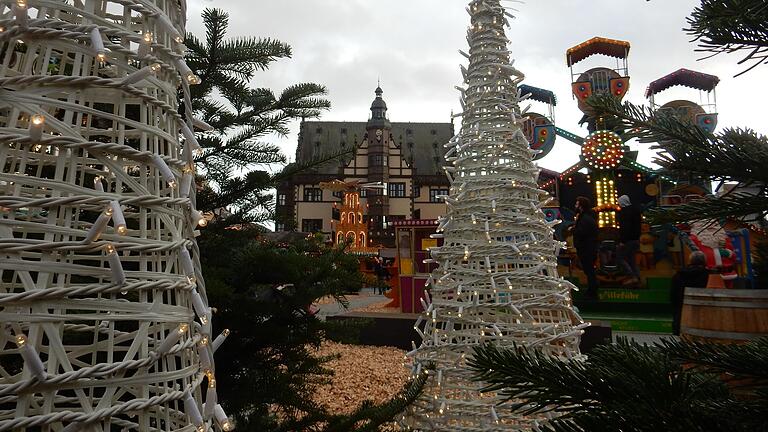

left=186, top=0, right=768, bottom=171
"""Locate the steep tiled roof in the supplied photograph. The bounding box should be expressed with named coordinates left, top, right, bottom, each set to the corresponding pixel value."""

left=296, top=121, right=454, bottom=176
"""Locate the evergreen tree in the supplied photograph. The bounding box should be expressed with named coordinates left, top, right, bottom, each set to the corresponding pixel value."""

left=183, top=9, right=424, bottom=431
left=184, top=8, right=331, bottom=225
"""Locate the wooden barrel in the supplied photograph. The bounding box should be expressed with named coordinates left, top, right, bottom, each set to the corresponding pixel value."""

left=681, top=288, right=768, bottom=343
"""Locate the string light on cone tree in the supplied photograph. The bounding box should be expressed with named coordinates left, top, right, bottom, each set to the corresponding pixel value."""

left=403, top=1, right=585, bottom=430
left=582, top=130, right=625, bottom=170
left=0, top=0, right=233, bottom=431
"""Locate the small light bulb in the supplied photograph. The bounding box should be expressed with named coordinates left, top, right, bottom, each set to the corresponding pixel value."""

left=15, top=334, right=27, bottom=346
left=31, top=114, right=44, bottom=125
left=186, top=73, right=201, bottom=85
left=143, top=31, right=153, bottom=43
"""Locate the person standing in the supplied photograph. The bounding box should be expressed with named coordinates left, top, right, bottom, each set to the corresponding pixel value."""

left=617, top=195, right=642, bottom=286
left=573, top=196, right=600, bottom=300
left=671, top=251, right=709, bottom=335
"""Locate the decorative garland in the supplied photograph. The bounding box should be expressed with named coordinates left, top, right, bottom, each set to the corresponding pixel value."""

left=0, top=0, right=231, bottom=431
left=403, top=1, right=585, bottom=430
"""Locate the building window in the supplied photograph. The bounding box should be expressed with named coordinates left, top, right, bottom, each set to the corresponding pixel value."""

left=430, top=188, right=449, bottom=203
left=341, top=128, right=347, bottom=135
left=301, top=219, right=323, bottom=233
left=369, top=154, right=388, bottom=167
left=275, top=222, right=285, bottom=232
left=389, top=182, right=406, bottom=197
left=360, top=189, right=367, bottom=198
left=278, top=193, right=286, bottom=206
left=413, top=184, right=421, bottom=198
left=303, top=188, right=322, bottom=202
left=332, top=190, right=343, bottom=198
left=316, top=127, right=323, bottom=134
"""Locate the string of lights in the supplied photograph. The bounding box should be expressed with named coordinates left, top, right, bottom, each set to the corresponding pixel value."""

left=403, top=1, right=585, bottom=430
left=0, top=0, right=231, bottom=431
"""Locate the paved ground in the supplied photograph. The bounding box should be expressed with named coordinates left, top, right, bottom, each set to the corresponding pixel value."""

left=316, top=287, right=387, bottom=320
left=613, top=331, right=677, bottom=345
left=319, top=289, right=677, bottom=344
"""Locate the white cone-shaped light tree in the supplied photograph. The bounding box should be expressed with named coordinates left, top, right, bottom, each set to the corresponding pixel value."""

left=403, top=1, right=586, bottom=430
left=0, top=0, right=230, bottom=431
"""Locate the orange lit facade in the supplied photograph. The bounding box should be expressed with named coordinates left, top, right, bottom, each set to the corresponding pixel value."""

left=333, top=191, right=377, bottom=254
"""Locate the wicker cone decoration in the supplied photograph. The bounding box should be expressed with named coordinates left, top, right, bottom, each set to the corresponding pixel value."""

left=0, top=1, right=231, bottom=431
left=402, top=1, right=586, bottom=430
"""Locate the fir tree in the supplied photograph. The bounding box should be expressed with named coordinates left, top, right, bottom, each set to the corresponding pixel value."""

left=184, top=8, right=331, bottom=225
left=184, top=9, right=424, bottom=431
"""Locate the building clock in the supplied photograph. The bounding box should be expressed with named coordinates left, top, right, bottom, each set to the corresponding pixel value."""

left=375, top=129, right=383, bottom=141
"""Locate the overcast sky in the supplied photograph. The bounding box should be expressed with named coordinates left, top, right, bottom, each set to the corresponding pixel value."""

left=186, top=0, right=768, bottom=173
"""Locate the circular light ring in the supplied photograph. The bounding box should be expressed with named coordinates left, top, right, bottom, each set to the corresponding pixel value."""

left=581, top=130, right=625, bottom=170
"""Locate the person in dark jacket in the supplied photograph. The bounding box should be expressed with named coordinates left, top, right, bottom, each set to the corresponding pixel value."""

left=573, top=196, right=599, bottom=299
left=671, top=251, right=709, bottom=335
left=617, top=195, right=643, bottom=285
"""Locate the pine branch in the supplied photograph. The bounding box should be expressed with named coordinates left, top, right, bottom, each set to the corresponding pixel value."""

left=660, top=337, right=768, bottom=383
left=586, top=95, right=768, bottom=222
left=645, top=193, right=768, bottom=224
left=468, top=339, right=755, bottom=431
left=271, top=147, right=355, bottom=184
left=686, top=0, right=768, bottom=76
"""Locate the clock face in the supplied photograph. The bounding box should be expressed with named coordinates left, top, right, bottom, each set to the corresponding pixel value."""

left=375, top=129, right=383, bottom=140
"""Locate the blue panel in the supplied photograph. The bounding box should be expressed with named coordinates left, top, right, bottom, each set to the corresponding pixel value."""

left=696, top=113, right=718, bottom=133
left=532, top=124, right=556, bottom=160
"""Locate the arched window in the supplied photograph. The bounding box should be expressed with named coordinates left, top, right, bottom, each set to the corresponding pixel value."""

left=359, top=232, right=366, bottom=247
left=341, top=212, right=346, bottom=224
left=358, top=212, right=363, bottom=223
left=337, top=233, right=344, bottom=244
left=346, top=232, right=356, bottom=245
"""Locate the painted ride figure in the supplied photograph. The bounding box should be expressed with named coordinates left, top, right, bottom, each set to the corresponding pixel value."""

left=617, top=195, right=643, bottom=286
left=573, top=196, right=600, bottom=300
left=671, top=251, right=709, bottom=335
